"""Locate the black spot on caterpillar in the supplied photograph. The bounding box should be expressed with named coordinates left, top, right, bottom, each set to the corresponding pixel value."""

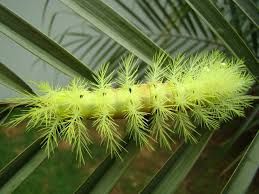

left=2, top=51, right=256, bottom=166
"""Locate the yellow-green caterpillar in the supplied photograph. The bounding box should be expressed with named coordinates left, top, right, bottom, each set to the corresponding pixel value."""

left=2, top=51, right=256, bottom=165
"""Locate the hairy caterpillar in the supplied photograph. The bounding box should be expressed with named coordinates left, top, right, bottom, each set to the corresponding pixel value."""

left=2, top=51, right=256, bottom=165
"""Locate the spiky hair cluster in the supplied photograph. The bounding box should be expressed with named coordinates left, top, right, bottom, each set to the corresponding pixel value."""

left=2, top=51, right=255, bottom=166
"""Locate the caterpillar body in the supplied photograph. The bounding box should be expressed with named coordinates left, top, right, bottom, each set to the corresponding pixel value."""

left=2, top=51, right=256, bottom=165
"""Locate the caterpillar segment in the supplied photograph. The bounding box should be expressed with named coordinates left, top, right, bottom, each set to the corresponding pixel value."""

left=2, top=51, right=255, bottom=166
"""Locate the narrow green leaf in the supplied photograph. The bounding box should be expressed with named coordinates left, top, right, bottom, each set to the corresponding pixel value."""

left=189, top=42, right=212, bottom=56
left=91, top=41, right=119, bottom=66
left=185, top=0, right=259, bottom=77
left=250, top=28, right=258, bottom=54
left=0, top=103, right=13, bottom=125
left=142, top=0, right=169, bottom=31
left=141, top=130, right=213, bottom=194
left=136, top=0, right=163, bottom=31
left=0, top=4, right=96, bottom=82
left=79, top=37, right=102, bottom=62
left=106, top=47, right=127, bottom=68
left=41, top=0, right=50, bottom=25
left=178, top=1, right=198, bottom=36
left=59, top=0, right=164, bottom=65
left=75, top=139, right=139, bottom=194
left=47, top=11, right=76, bottom=37
left=115, top=0, right=151, bottom=31
left=153, top=0, right=180, bottom=32
left=0, top=138, right=47, bottom=193
left=62, top=38, right=86, bottom=48
left=183, top=41, right=200, bottom=54
left=220, top=150, right=245, bottom=176
left=167, top=0, right=193, bottom=35
left=228, top=0, right=242, bottom=33
left=160, top=36, right=177, bottom=50
left=221, top=131, right=259, bottom=194
left=232, top=0, right=259, bottom=28
left=0, top=62, right=34, bottom=94
left=88, top=38, right=112, bottom=63
left=167, top=38, right=189, bottom=54
left=190, top=9, right=211, bottom=38
left=71, top=37, right=91, bottom=54
left=47, top=12, right=61, bottom=36
left=176, top=3, right=194, bottom=35
left=223, top=105, right=259, bottom=152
